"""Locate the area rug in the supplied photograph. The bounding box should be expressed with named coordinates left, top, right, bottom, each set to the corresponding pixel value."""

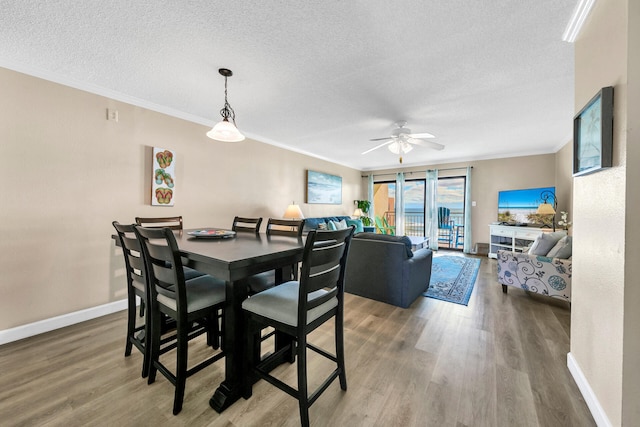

left=424, top=256, right=480, bottom=305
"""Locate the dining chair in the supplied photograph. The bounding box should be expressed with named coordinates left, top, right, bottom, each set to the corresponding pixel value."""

left=135, top=216, right=183, bottom=231
left=135, top=216, right=205, bottom=281
left=112, top=221, right=151, bottom=378
left=134, top=225, right=226, bottom=415
left=242, top=227, right=354, bottom=427
left=246, top=218, right=305, bottom=294
left=231, top=216, right=263, bottom=233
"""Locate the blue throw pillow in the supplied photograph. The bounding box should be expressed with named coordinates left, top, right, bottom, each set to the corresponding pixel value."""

left=326, top=220, right=337, bottom=231
left=346, top=219, right=364, bottom=233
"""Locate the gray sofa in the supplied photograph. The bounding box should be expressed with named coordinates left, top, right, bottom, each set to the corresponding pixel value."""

left=344, top=233, right=433, bottom=308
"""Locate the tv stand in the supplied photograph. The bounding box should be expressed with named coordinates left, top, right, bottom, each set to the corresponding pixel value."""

left=488, top=224, right=545, bottom=258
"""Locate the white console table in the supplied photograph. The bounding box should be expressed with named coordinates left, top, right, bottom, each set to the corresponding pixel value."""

left=488, top=224, right=546, bottom=258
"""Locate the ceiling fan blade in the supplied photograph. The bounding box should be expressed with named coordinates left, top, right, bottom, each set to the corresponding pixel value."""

left=409, top=138, right=445, bottom=151
left=409, top=132, right=436, bottom=139
left=369, top=137, right=393, bottom=142
left=362, top=140, right=393, bottom=154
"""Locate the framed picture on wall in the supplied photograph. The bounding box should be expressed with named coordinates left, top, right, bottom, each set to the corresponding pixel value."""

left=152, top=147, right=175, bottom=206
left=306, top=170, right=342, bottom=204
left=573, top=86, right=614, bottom=177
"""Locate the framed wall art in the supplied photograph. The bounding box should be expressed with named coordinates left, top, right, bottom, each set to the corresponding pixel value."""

left=152, top=147, right=175, bottom=206
left=573, top=86, right=614, bottom=177
left=306, top=170, right=342, bottom=204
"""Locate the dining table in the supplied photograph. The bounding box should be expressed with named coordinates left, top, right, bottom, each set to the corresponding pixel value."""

left=178, top=229, right=305, bottom=412
left=114, top=227, right=305, bottom=413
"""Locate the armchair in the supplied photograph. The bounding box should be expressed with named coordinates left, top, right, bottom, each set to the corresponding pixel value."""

left=497, top=250, right=572, bottom=302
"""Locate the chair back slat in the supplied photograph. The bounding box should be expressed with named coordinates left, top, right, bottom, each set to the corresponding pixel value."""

left=232, top=216, right=263, bottom=233
left=135, top=216, right=183, bottom=231
left=266, top=218, right=305, bottom=237
left=113, top=222, right=146, bottom=289
left=134, top=226, right=187, bottom=315
left=298, top=228, right=354, bottom=324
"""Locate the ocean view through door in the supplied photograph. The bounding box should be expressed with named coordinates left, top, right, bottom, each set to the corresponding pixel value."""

left=372, top=176, right=466, bottom=249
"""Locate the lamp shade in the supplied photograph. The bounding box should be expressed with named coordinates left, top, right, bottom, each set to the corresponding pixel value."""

left=537, top=203, right=556, bottom=215
left=207, top=118, right=245, bottom=142
left=353, top=208, right=364, bottom=217
left=283, top=204, right=304, bottom=219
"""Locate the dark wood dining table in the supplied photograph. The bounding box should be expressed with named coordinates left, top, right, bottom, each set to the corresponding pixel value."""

left=171, top=230, right=305, bottom=412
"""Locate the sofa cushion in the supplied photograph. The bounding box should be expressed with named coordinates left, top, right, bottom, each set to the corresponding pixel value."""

left=528, top=231, right=566, bottom=256
left=353, top=232, right=414, bottom=258
left=546, top=235, right=572, bottom=259
left=304, top=217, right=327, bottom=230
left=346, top=218, right=364, bottom=233
left=303, top=216, right=351, bottom=232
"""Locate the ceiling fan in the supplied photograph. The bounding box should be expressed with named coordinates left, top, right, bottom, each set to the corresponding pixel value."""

left=362, top=120, right=444, bottom=163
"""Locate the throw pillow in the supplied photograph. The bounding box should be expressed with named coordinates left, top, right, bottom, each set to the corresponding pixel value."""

left=329, top=219, right=348, bottom=230
left=325, top=221, right=336, bottom=231
left=346, top=218, right=364, bottom=233
left=528, top=231, right=566, bottom=256
left=546, top=235, right=572, bottom=259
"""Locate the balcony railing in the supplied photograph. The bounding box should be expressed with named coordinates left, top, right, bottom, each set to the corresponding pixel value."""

left=384, top=211, right=464, bottom=237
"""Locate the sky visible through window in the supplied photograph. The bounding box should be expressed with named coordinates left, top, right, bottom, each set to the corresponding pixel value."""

left=379, top=177, right=465, bottom=213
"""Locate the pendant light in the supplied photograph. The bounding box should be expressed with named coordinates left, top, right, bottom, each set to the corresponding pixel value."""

left=206, top=68, right=245, bottom=142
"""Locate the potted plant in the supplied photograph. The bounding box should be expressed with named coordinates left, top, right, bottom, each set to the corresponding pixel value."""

left=354, top=200, right=373, bottom=227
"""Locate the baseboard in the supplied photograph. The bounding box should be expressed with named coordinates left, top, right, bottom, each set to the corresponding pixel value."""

left=0, top=299, right=128, bottom=346
left=567, top=352, right=613, bottom=427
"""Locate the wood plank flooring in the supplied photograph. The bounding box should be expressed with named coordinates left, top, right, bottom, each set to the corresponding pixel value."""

left=0, top=253, right=595, bottom=426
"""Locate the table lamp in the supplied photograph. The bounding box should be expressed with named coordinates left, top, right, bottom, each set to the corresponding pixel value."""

left=283, top=203, right=304, bottom=219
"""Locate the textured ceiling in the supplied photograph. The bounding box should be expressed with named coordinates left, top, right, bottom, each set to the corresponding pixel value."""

left=0, top=1, right=577, bottom=170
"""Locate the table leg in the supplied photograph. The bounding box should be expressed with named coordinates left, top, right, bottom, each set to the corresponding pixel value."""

left=209, top=278, right=248, bottom=413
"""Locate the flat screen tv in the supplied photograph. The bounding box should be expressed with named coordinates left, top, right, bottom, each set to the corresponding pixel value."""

left=497, top=186, right=555, bottom=226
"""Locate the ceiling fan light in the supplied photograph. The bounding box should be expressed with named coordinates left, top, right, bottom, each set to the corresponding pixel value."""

left=402, top=142, right=413, bottom=153
left=207, top=118, right=245, bottom=142
left=388, top=141, right=401, bottom=154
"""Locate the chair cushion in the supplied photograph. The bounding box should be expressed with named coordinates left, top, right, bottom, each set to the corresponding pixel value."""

left=157, top=275, right=225, bottom=313
left=352, top=232, right=414, bottom=258
left=247, top=270, right=276, bottom=294
left=183, top=266, right=206, bottom=281
left=242, top=281, right=338, bottom=326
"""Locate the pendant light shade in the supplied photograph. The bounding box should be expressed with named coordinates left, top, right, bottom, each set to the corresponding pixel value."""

left=206, top=118, right=245, bottom=142
left=207, top=68, right=245, bottom=142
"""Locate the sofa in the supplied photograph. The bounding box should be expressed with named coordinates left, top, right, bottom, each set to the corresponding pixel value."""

left=344, top=233, right=433, bottom=308
left=302, top=216, right=363, bottom=233
left=497, top=232, right=572, bottom=302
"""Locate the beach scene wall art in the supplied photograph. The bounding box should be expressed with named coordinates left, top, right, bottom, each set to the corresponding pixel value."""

left=306, top=170, right=342, bottom=204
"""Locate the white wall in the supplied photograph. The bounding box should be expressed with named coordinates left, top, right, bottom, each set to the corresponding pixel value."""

left=570, top=0, right=640, bottom=425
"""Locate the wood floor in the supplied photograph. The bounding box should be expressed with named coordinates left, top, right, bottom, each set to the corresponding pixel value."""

left=0, top=253, right=595, bottom=426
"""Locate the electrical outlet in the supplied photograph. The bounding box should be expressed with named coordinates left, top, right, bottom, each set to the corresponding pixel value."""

left=106, top=108, right=119, bottom=122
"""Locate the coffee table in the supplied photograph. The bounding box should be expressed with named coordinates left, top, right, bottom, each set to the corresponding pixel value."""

left=408, top=236, right=430, bottom=251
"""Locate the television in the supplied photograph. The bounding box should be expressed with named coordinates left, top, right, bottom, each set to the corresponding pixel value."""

left=497, top=186, right=555, bottom=226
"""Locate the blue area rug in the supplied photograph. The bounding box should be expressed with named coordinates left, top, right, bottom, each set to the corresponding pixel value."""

left=424, top=256, right=480, bottom=305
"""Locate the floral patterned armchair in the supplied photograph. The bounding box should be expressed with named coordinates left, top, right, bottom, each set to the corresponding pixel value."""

left=497, top=250, right=572, bottom=302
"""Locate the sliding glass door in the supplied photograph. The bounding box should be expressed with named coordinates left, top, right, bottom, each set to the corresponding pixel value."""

left=372, top=179, right=425, bottom=236
left=437, top=176, right=466, bottom=249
